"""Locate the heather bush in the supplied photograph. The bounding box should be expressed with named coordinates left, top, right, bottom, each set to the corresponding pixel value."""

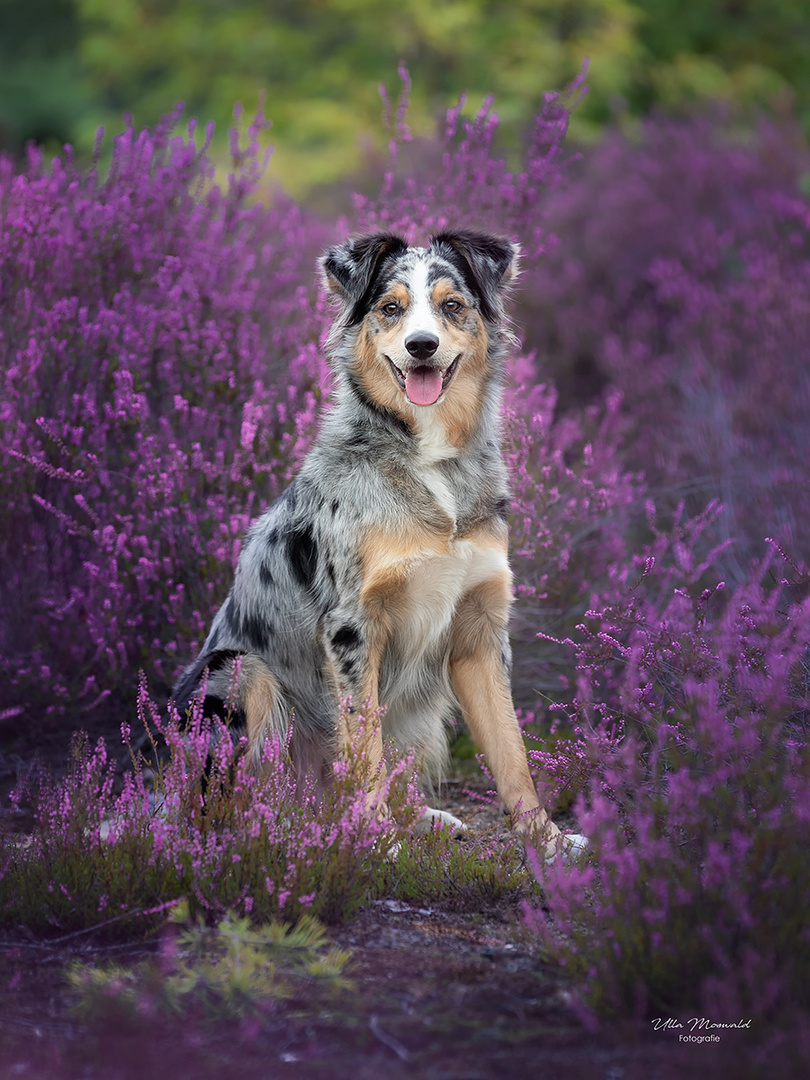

left=524, top=112, right=810, bottom=577
left=0, top=678, right=545, bottom=939
left=0, top=107, right=329, bottom=720
left=3, top=71, right=810, bottom=1028
left=0, top=74, right=612, bottom=725
left=0, top=678, right=424, bottom=935
left=3, top=71, right=808, bottom=730
left=353, top=65, right=584, bottom=257
left=526, top=545, right=810, bottom=1021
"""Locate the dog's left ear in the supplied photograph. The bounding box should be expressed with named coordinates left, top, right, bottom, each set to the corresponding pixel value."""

left=320, top=232, right=409, bottom=323
left=429, top=230, right=521, bottom=322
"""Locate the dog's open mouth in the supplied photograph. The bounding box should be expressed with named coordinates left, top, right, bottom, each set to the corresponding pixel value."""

left=388, top=356, right=459, bottom=406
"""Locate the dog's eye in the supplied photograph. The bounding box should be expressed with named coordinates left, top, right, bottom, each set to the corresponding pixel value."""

left=443, top=298, right=463, bottom=314
left=380, top=301, right=400, bottom=317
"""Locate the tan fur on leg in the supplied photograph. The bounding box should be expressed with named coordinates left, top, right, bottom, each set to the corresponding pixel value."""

left=449, top=575, right=562, bottom=846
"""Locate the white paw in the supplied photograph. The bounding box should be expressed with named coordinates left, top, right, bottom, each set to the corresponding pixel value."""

left=416, top=806, right=468, bottom=834
left=543, top=831, right=589, bottom=864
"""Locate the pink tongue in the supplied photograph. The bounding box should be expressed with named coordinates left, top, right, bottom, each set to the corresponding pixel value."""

left=405, top=366, right=443, bottom=406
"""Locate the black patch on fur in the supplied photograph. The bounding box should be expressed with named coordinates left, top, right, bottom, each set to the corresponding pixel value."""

left=223, top=594, right=240, bottom=635
left=259, top=560, right=274, bottom=587
left=321, top=233, right=409, bottom=325
left=330, top=499, right=339, bottom=516
left=338, top=657, right=357, bottom=683
left=205, top=648, right=243, bottom=673
left=492, top=495, right=510, bottom=520
left=346, top=426, right=370, bottom=450
left=430, top=230, right=515, bottom=323
left=265, top=528, right=279, bottom=547
left=241, top=611, right=271, bottom=652
left=287, top=522, right=318, bottom=590
left=331, top=623, right=361, bottom=652
left=426, top=262, right=465, bottom=292
left=325, top=559, right=337, bottom=587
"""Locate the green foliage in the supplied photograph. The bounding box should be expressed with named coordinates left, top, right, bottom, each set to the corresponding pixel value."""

left=0, top=0, right=93, bottom=152
left=634, top=0, right=807, bottom=116
left=3, top=1, right=809, bottom=187
left=378, top=827, right=533, bottom=910
left=68, top=907, right=351, bottom=1022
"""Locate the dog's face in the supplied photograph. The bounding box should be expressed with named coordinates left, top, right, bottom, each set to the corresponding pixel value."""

left=321, top=230, right=520, bottom=443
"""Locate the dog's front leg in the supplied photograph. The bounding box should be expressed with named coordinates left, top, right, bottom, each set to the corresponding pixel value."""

left=449, top=575, right=563, bottom=846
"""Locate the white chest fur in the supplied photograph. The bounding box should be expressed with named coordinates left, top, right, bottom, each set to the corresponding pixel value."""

left=393, top=540, right=509, bottom=661
left=413, top=413, right=460, bottom=526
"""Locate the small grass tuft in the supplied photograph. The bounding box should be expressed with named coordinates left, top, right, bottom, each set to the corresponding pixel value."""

left=68, top=905, right=351, bottom=1023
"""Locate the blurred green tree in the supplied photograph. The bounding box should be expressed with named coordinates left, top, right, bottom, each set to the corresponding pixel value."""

left=1, top=1, right=807, bottom=190
left=0, top=0, right=92, bottom=154
left=73, top=0, right=644, bottom=191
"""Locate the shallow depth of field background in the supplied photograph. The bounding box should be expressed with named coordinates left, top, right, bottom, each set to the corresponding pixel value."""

left=2, top=0, right=809, bottom=727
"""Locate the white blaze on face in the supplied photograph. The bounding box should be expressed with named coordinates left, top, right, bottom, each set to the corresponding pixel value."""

left=401, top=257, right=445, bottom=407
left=402, top=258, right=438, bottom=342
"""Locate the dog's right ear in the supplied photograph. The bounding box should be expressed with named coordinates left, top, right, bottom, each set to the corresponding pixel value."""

left=320, top=232, right=408, bottom=324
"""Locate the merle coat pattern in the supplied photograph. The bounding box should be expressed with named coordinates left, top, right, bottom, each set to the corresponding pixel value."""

left=174, top=229, right=572, bottom=848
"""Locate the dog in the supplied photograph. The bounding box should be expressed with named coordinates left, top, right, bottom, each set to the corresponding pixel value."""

left=173, top=229, right=585, bottom=858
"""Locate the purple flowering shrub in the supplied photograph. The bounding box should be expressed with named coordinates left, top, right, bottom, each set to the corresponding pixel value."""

left=0, top=108, right=331, bottom=719
left=524, top=113, right=810, bottom=577
left=503, top=384, right=643, bottom=707
left=526, top=540, right=810, bottom=1020
left=354, top=66, right=584, bottom=258
left=0, top=680, right=422, bottom=935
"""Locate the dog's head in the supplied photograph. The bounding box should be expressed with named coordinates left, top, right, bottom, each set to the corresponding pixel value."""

left=320, top=230, right=520, bottom=439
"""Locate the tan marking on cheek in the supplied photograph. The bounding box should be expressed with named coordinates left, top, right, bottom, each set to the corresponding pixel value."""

left=353, top=323, right=414, bottom=429
left=436, top=324, right=489, bottom=446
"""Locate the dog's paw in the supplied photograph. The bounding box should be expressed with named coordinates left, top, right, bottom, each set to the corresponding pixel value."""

left=415, top=806, right=468, bottom=835
left=542, top=831, right=589, bottom=865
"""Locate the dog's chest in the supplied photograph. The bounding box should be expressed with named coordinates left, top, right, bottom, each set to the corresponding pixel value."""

left=414, top=419, right=460, bottom=524
left=420, top=464, right=457, bottom=526
left=392, top=539, right=508, bottom=659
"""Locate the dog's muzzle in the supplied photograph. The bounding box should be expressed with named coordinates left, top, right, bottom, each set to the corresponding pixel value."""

left=388, top=356, right=459, bottom=406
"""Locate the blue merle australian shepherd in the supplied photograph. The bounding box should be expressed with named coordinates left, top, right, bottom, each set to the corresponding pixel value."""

left=174, top=229, right=586, bottom=858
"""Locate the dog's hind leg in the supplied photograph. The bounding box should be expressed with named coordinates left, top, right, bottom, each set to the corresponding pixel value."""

left=238, top=654, right=290, bottom=771
left=192, top=652, right=289, bottom=772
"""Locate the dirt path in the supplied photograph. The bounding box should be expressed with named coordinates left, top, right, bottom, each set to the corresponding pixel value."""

left=0, top=894, right=777, bottom=1080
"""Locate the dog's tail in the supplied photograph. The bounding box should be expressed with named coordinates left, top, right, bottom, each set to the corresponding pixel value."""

left=172, top=650, right=289, bottom=771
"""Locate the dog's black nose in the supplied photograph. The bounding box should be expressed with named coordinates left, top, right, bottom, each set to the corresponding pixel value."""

left=404, top=333, right=440, bottom=361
